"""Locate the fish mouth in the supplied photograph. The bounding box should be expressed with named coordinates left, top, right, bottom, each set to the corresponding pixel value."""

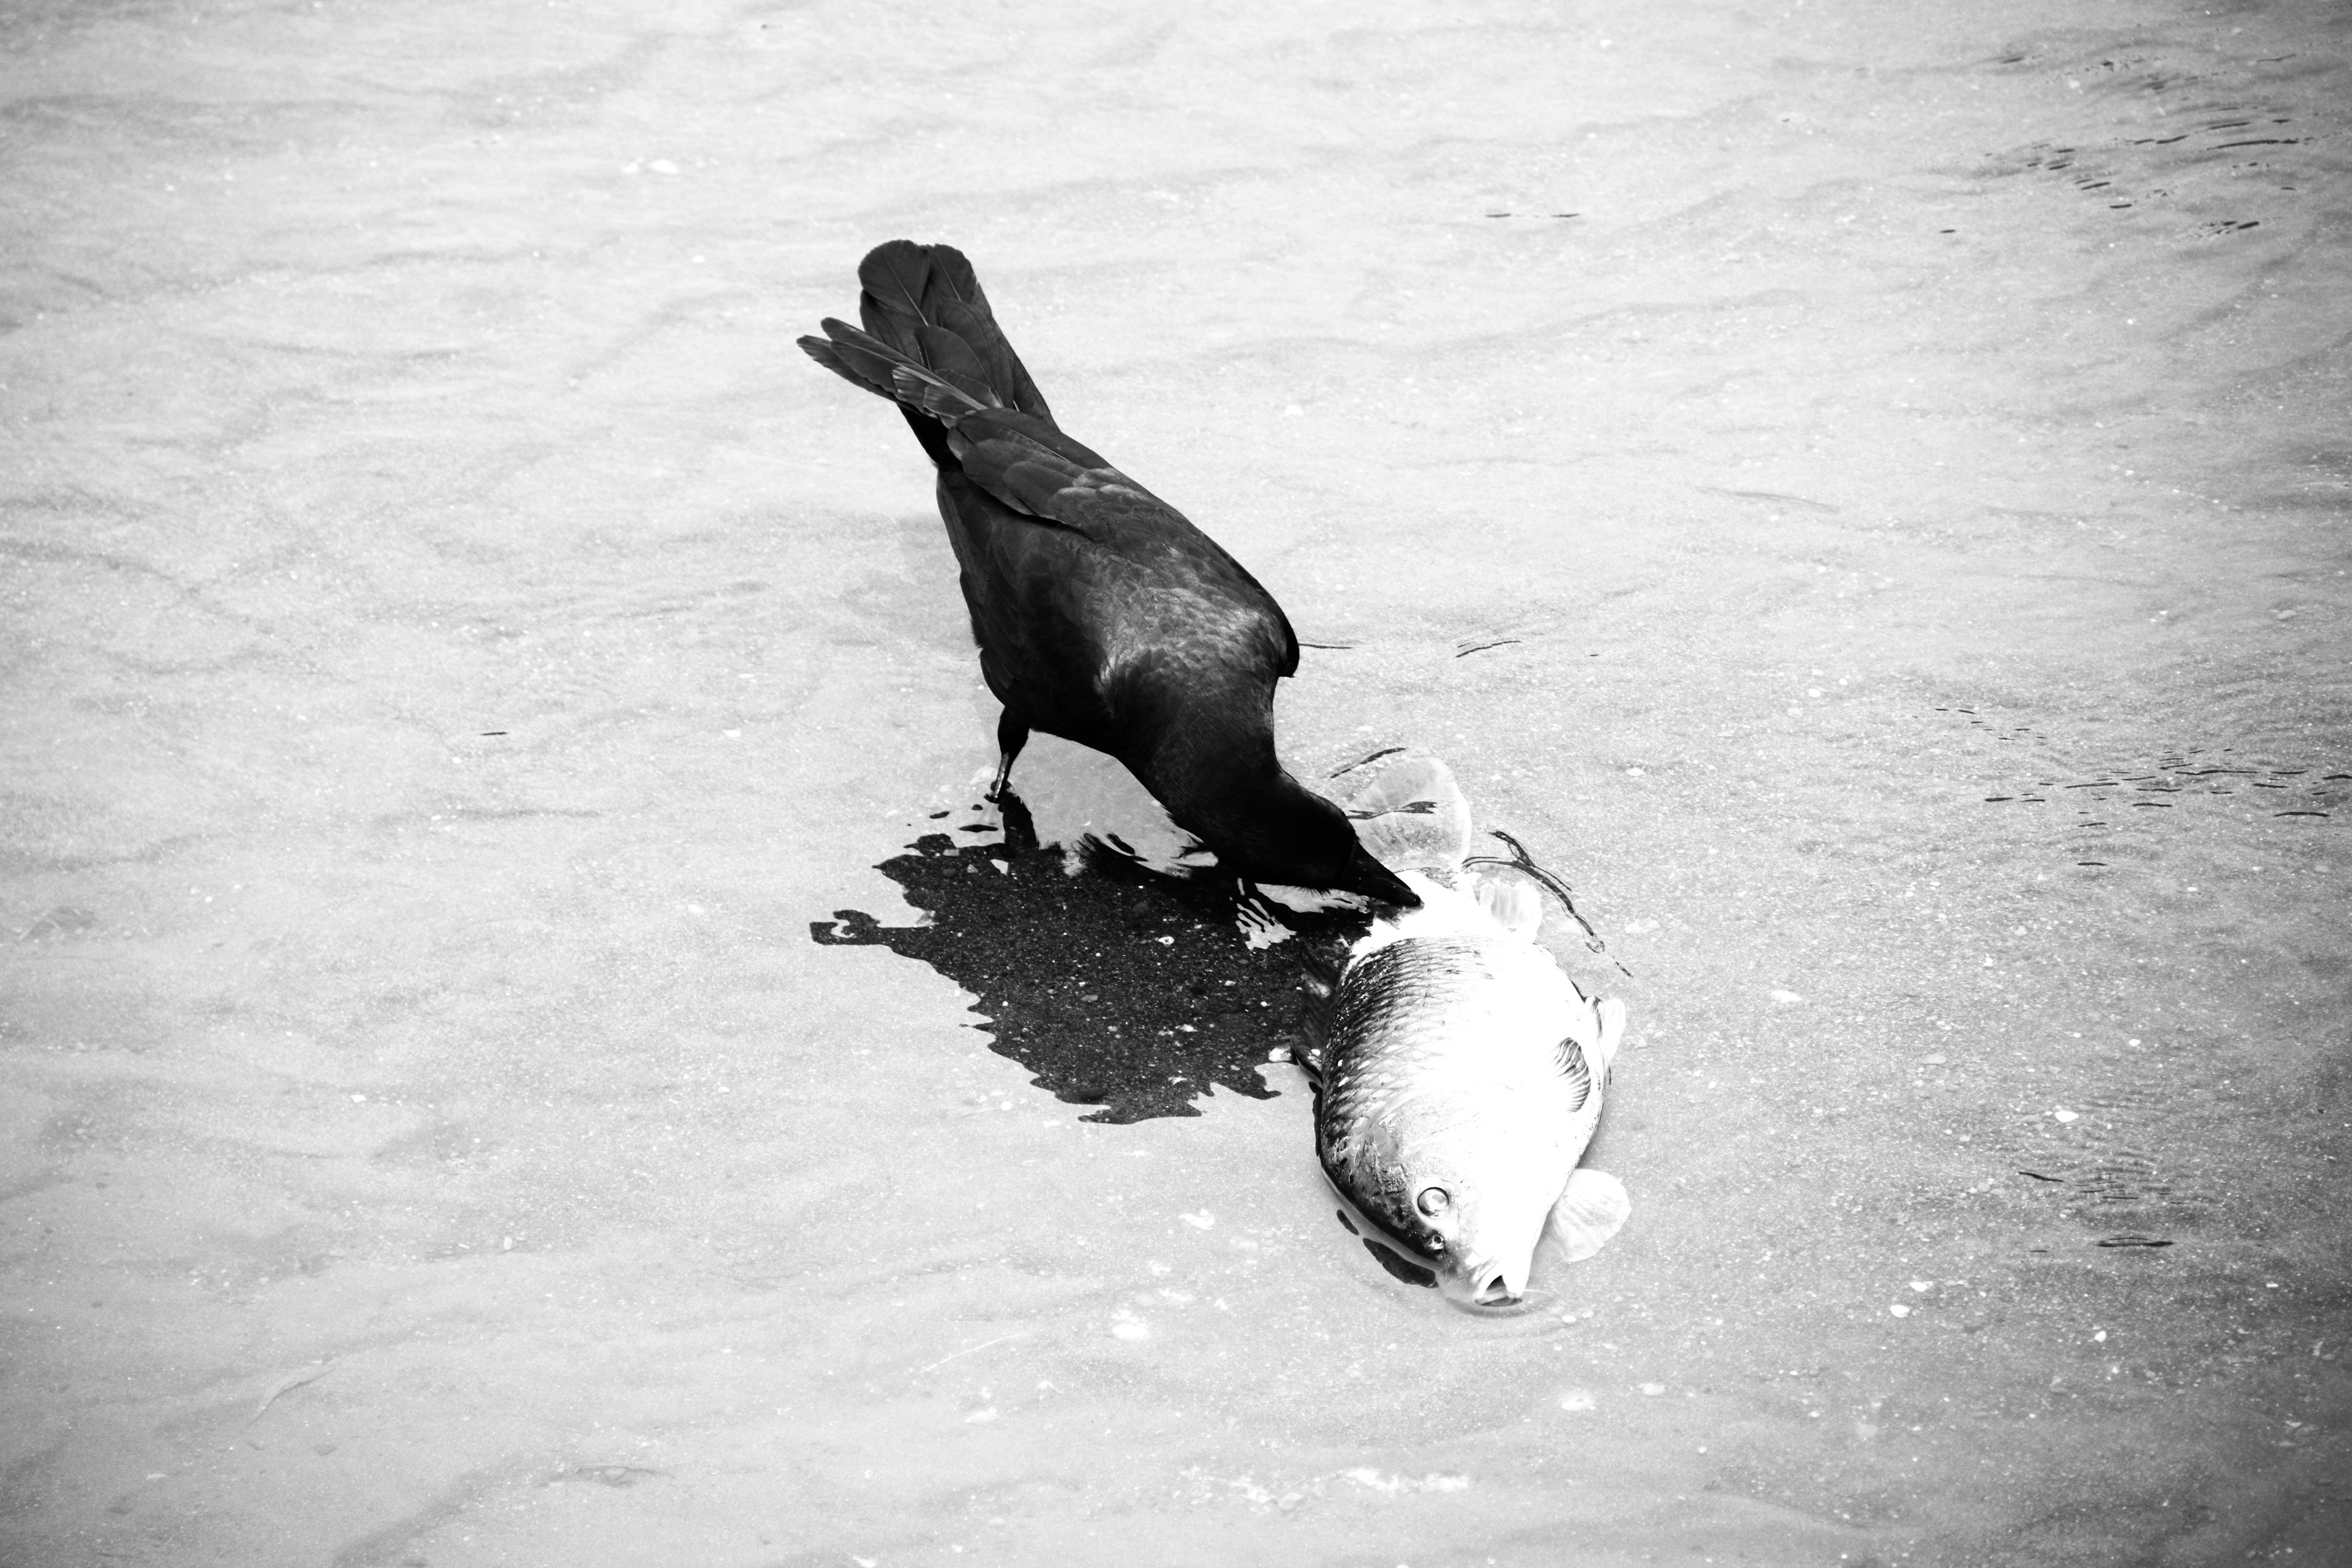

left=1460, top=1259, right=1526, bottom=1310
left=1420, top=1256, right=1549, bottom=1316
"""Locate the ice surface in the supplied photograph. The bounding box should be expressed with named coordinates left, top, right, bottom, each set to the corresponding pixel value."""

left=3, top=1, right=2349, bottom=1564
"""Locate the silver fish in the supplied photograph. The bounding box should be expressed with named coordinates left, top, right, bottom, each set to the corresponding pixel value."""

left=1297, top=854, right=1629, bottom=1307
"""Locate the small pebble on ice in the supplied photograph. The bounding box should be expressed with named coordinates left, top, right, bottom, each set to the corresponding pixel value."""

left=1890, top=1304, right=1912, bottom=1317
left=647, top=158, right=680, bottom=175
left=2052, top=1108, right=2079, bottom=1123
left=1910, top=1280, right=1932, bottom=1292
left=1558, top=1389, right=1596, bottom=1411
left=1770, top=989, right=1804, bottom=1004
left=1180, top=1210, right=1215, bottom=1229
left=1639, top=1382, right=1666, bottom=1396
left=1111, top=1311, right=1150, bottom=1341
left=963, top=1407, right=998, bottom=1423
left=1157, top=934, right=1175, bottom=945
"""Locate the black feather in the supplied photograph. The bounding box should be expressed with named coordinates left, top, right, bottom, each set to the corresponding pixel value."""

left=931, top=295, right=1050, bottom=420
left=854, top=239, right=937, bottom=344
left=913, top=325, right=1000, bottom=406
left=802, top=318, right=911, bottom=394
left=796, top=334, right=857, bottom=385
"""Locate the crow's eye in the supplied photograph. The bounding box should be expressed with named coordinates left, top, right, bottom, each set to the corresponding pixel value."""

left=1415, top=1186, right=1451, bottom=1218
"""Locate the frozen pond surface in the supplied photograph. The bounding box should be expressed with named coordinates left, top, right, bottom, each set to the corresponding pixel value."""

left=4, top=1, right=2350, bottom=1563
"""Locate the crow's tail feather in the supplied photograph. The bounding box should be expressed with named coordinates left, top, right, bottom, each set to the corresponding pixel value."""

left=856, top=241, right=1051, bottom=420
left=798, top=240, right=1052, bottom=467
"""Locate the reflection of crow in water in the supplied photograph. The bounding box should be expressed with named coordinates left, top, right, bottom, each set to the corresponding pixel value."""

left=811, top=793, right=1363, bottom=1123
left=799, top=239, right=1415, bottom=908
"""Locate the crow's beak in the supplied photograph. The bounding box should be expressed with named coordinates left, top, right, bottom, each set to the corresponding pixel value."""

left=1341, top=842, right=1420, bottom=908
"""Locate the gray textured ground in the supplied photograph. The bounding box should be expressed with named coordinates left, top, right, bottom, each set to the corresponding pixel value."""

left=5, top=1, right=2349, bottom=1564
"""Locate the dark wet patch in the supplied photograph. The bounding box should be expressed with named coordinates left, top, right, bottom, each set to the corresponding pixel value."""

left=812, top=792, right=1362, bottom=1122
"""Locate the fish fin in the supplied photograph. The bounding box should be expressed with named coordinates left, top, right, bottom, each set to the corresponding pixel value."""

left=1590, top=995, right=1626, bottom=1074
left=1292, top=1010, right=1326, bottom=1080
left=1542, top=1169, right=1629, bottom=1264
left=1551, top=1035, right=1593, bottom=1110
left=1472, top=872, right=1544, bottom=939
left=1291, top=954, right=1330, bottom=1079
left=1460, top=828, right=1622, bottom=968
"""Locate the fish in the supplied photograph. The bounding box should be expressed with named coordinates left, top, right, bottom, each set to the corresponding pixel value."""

left=1295, top=821, right=1630, bottom=1307
left=797, top=241, right=1416, bottom=908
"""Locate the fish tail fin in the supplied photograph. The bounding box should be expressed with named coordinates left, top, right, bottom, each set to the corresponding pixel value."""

left=800, top=240, right=1055, bottom=466
left=1327, top=750, right=1474, bottom=875
left=1589, top=995, right=1627, bottom=1074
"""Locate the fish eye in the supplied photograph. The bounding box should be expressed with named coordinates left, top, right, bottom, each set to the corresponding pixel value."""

left=1415, top=1186, right=1451, bottom=1217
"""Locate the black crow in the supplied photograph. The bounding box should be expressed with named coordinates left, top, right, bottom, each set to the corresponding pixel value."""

left=799, top=240, right=1416, bottom=907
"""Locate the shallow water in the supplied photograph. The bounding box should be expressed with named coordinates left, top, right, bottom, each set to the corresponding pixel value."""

left=5, top=1, right=2350, bottom=1564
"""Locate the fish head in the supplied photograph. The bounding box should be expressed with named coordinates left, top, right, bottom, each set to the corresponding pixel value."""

left=1415, top=1142, right=1572, bottom=1308
left=1332, top=1125, right=1571, bottom=1310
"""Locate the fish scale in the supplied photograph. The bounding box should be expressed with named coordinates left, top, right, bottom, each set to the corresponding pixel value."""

left=1327, top=935, right=1593, bottom=1121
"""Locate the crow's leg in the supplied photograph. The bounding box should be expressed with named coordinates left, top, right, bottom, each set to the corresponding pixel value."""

left=989, top=710, right=1031, bottom=801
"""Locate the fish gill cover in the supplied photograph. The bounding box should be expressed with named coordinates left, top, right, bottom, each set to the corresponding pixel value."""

left=811, top=793, right=1362, bottom=1122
